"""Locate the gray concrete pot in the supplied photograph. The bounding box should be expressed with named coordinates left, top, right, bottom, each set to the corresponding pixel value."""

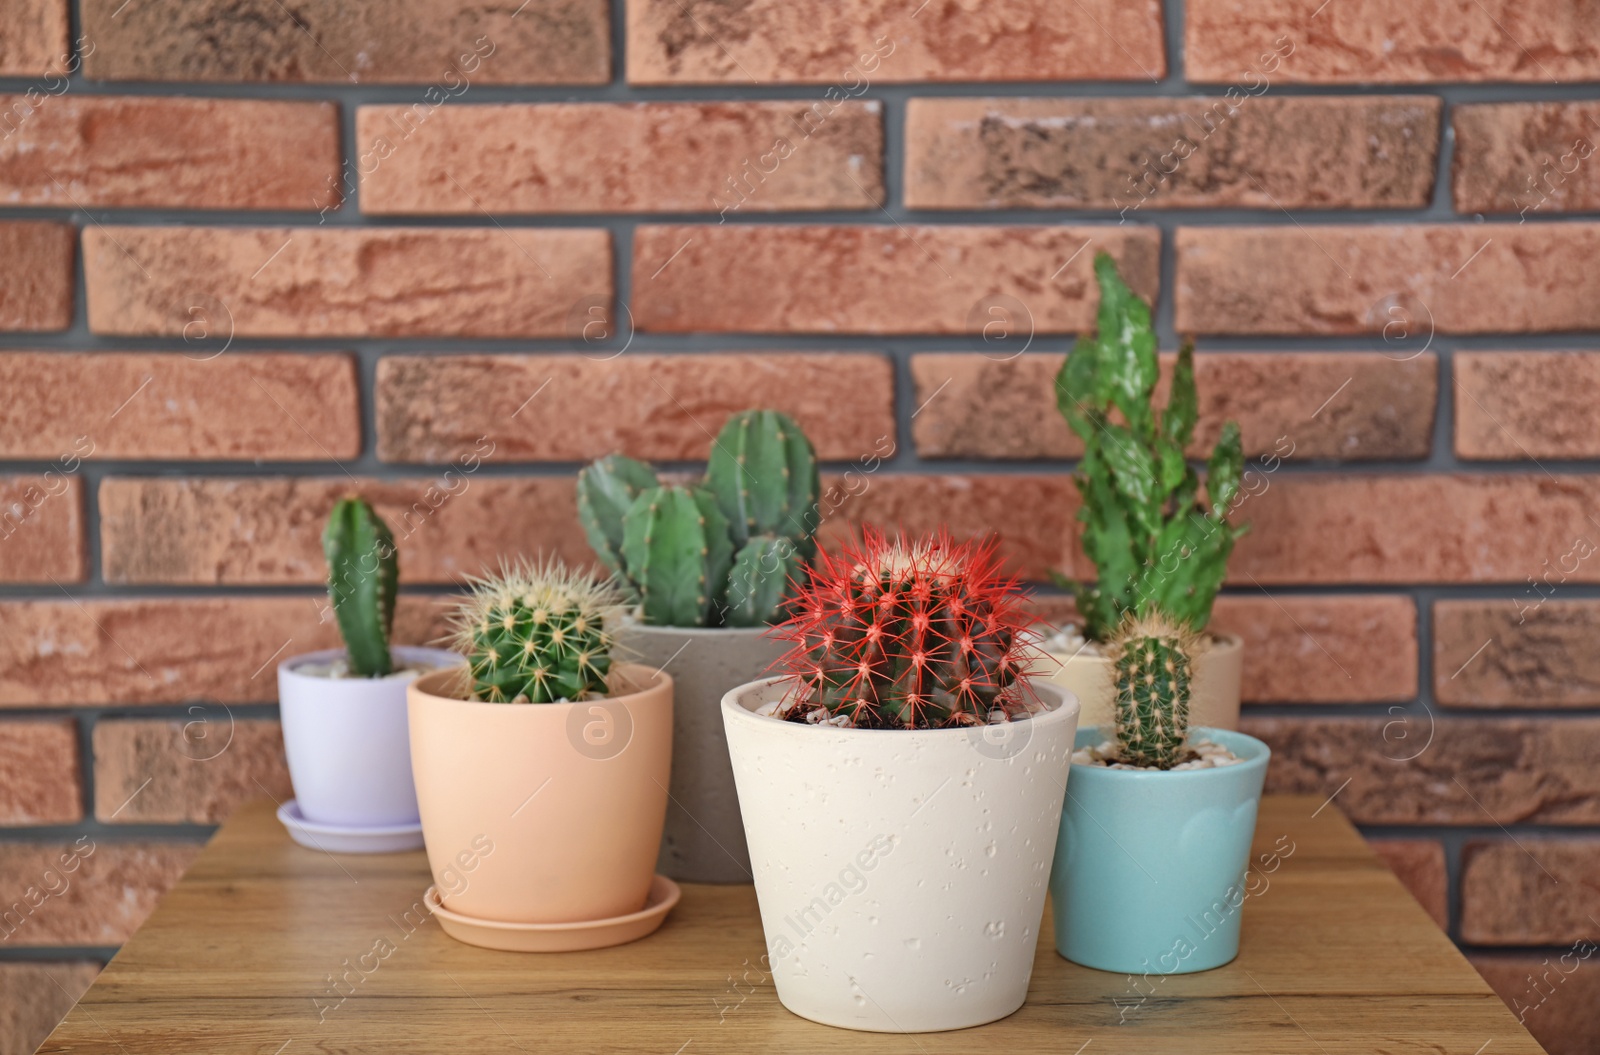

left=616, top=621, right=786, bottom=883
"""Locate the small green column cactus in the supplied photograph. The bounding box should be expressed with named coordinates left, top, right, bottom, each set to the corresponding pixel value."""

left=323, top=496, right=397, bottom=678
left=1107, top=611, right=1196, bottom=769
left=575, top=409, right=821, bottom=628
left=449, top=559, right=621, bottom=703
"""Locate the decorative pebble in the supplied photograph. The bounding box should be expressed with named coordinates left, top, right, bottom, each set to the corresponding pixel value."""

left=1035, top=624, right=1222, bottom=659
left=1072, top=737, right=1243, bottom=770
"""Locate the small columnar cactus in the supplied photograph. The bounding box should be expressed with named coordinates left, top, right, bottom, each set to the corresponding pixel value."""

left=323, top=497, right=397, bottom=678
left=1055, top=252, right=1247, bottom=642
left=768, top=528, right=1039, bottom=730
left=449, top=559, right=622, bottom=704
left=577, top=409, right=819, bottom=628
left=1107, top=611, right=1196, bottom=770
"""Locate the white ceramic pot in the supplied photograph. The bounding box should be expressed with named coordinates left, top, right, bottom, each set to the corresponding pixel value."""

left=723, top=677, right=1080, bottom=1033
left=278, top=646, right=462, bottom=828
left=1044, top=633, right=1243, bottom=733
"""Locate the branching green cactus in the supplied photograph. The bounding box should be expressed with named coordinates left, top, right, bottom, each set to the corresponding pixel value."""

left=1055, top=252, right=1247, bottom=642
left=577, top=410, right=821, bottom=628
left=323, top=497, right=397, bottom=678
left=449, top=558, right=621, bottom=703
left=1107, top=611, right=1196, bottom=769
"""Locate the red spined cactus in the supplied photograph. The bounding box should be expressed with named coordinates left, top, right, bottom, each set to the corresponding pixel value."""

left=768, top=528, right=1040, bottom=729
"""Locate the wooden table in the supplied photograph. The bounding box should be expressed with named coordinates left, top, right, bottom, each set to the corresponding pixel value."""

left=41, top=795, right=1543, bottom=1054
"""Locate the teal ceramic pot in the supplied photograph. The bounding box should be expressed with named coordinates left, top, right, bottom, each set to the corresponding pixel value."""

left=1051, top=726, right=1270, bottom=974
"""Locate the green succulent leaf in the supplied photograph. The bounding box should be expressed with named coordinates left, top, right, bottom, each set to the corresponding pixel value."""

left=1055, top=337, right=1103, bottom=442
left=1207, top=420, right=1244, bottom=519
left=1097, top=423, right=1162, bottom=538
left=1092, top=252, right=1159, bottom=441
left=1162, top=341, right=1199, bottom=450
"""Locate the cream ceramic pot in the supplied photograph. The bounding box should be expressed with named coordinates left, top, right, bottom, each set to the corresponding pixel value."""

left=723, top=676, right=1080, bottom=1033
left=1044, top=633, right=1243, bottom=732
left=408, top=663, right=672, bottom=925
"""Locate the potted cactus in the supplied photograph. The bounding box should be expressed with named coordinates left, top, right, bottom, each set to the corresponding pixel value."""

left=1051, top=610, right=1270, bottom=974
left=721, top=529, right=1081, bottom=1032
left=406, top=558, right=677, bottom=952
left=275, top=497, right=460, bottom=852
left=1044, top=252, right=1248, bottom=732
left=578, top=409, right=820, bottom=882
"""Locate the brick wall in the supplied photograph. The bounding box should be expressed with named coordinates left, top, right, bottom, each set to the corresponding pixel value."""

left=2, top=1, right=1599, bottom=1052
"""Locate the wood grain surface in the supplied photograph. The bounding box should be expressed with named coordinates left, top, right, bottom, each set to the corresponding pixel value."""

left=40, top=795, right=1542, bottom=1054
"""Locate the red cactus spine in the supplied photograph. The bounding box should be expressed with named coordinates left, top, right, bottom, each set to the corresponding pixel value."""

left=769, top=528, right=1039, bottom=729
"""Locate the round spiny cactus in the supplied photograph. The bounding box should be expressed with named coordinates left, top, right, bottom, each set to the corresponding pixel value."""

left=769, top=528, right=1039, bottom=730
left=449, top=559, right=622, bottom=704
left=1107, top=610, right=1197, bottom=769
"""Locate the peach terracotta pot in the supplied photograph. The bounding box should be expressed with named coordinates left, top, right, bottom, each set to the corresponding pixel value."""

left=407, top=662, right=673, bottom=926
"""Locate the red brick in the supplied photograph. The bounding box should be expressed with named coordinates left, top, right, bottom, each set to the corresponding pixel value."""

left=1174, top=224, right=1600, bottom=335
left=0, top=963, right=99, bottom=1055
left=1215, top=595, right=1416, bottom=704
left=1244, top=717, right=1600, bottom=825
left=0, top=352, right=360, bottom=461
left=1453, top=103, right=1600, bottom=215
left=910, top=352, right=1436, bottom=461
left=0, top=0, right=68, bottom=76
left=0, top=597, right=451, bottom=707
left=1185, top=0, right=1600, bottom=84
left=1228, top=475, right=1600, bottom=585
left=1033, top=593, right=1417, bottom=704
left=0, top=841, right=197, bottom=946
left=1455, top=352, right=1600, bottom=459
left=80, top=0, right=609, bottom=84
left=359, top=102, right=883, bottom=215
left=99, top=477, right=591, bottom=586
left=0, top=97, right=339, bottom=210
left=0, top=719, right=80, bottom=825
left=376, top=353, right=895, bottom=463
left=1461, top=839, right=1600, bottom=944
left=0, top=475, right=85, bottom=584
left=1368, top=840, right=1448, bottom=931
left=817, top=474, right=1074, bottom=582
left=0, top=222, right=72, bottom=332
left=427, top=471, right=1600, bottom=588
left=93, top=719, right=290, bottom=825
left=1435, top=600, right=1600, bottom=709
left=1473, top=953, right=1600, bottom=1055
left=83, top=226, right=610, bottom=339
left=626, top=0, right=1164, bottom=84
left=634, top=225, right=1160, bottom=334
left=905, top=96, right=1440, bottom=210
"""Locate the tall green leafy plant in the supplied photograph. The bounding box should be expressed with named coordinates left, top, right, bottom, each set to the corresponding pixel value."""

left=1054, top=253, right=1247, bottom=642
